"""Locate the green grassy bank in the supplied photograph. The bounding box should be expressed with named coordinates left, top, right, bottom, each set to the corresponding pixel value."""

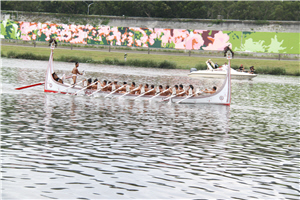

left=1, top=45, right=299, bottom=75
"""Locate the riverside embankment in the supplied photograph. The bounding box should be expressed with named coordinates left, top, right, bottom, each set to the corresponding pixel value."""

left=1, top=43, right=299, bottom=75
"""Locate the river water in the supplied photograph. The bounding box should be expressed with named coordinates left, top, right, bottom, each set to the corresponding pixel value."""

left=1, top=58, right=299, bottom=200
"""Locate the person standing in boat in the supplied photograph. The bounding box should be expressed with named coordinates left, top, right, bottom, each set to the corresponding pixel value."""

left=72, top=62, right=83, bottom=84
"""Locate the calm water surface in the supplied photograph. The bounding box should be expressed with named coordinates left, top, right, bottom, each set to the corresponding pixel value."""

left=1, top=58, right=299, bottom=200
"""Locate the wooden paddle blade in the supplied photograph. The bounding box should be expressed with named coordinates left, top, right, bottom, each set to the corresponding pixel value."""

left=15, top=82, right=44, bottom=90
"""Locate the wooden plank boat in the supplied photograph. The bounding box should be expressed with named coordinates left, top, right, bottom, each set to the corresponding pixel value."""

left=44, top=44, right=231, bottom=105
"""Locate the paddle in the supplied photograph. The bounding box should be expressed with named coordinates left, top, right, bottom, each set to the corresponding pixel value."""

left=104, top=85, right=126, bottom=98
left=133, top=88, right=155, bottom=100
left=148, top=88, right=170, bottom=101
left=117, top=87, right=139, bottom=98
left=176, top=90, right=203, bottom=104
left=59, top=80, right=84, bottom=94
left=87, top=83, right=111, bottom=97
left=15, top=82, right=44, bottom=90
left=72, top=80, right=98, bottom=96
left=161, top=91, right=186, bottom=102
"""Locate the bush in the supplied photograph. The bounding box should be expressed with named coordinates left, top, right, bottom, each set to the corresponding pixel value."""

left=58, top=55, right=93, bottom=63
left=124, top=59, right=176, bottom=69
left=159, top=60, right=177, bottom=69
left=231, top=65, right=239, bottom=70
left=194, top=63, right=207, bottom=70
left=255, top=66, right=286, bottom=75
left=7, top=51, right=17, bottom=58
left=102, top=58, right=113, bottom=65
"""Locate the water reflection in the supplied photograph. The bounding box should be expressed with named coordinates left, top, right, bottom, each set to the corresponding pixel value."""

left=1, top=59, right=300, bottom=199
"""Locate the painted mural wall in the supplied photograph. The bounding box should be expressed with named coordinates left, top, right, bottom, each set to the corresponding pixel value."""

left=1, top=20, right=299, bottom=54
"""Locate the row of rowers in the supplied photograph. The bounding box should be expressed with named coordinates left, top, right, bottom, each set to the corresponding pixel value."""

left=84, top=78, right=217, bottom=96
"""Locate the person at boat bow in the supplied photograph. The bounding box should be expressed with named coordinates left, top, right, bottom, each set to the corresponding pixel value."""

left=72, top=62, right=83, bottom=84
left=204, top=86, right=217, bottom=94
left=52, top=72, right=63, bottom=84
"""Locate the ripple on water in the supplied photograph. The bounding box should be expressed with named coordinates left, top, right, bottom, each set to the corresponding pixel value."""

left=1, top=62, right=300, bottom=199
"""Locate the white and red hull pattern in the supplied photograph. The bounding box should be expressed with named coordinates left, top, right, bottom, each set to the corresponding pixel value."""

left=44, top=49, right=231, bottom=105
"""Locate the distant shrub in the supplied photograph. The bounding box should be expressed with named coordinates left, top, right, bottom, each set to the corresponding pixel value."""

left=58, top=55, right=93, bottom=63
left=194, top=63, right=207, bottom=70
left=7, top=51, right=17, bottom=58
left=231, top=65, right=239, bottom=70
left=255, top=66, right=286, bottom=75
left=294, top=70, right=300, bottom=76
left=102, top=58, right=113, bottom=65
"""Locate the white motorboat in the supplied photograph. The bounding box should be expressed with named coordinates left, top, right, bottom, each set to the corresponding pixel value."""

left=188, top=60, right=257, bottom=80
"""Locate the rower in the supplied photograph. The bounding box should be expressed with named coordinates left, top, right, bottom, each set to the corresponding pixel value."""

left=161, top=85, right=170, bottom=96
left=147, top=85, right=156, bottom=96
left=91, top=78, right=99, bottom=90
left=178, top=84, right=185, bottom=96
left=72, top=62, right=83, bottom=84
left=86, top=78, right=93, bottom=89
left=110, top=81, right=120, bottom=92
left=135, top=84, right=143, bottom=95
left=129, top=82, right=137, bottom=94
left=107, top=81, right=112, bottom=91
left=158, top=85, right=163, bottom=94
left=118, top=82, right=128, bottom=93
left=186, top=85, right=195, bottom=96
left=144, top=84, right=149, bottom=93
left=172, top=85, right=179, bottom=96
left=203, top=86, right=217, bottom=94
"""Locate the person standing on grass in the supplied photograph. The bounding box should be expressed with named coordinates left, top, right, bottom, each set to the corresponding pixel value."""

left=72, top=62, right=83, bottom=84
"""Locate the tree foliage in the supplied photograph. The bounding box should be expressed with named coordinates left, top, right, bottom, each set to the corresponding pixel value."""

left=1, top=1, right=299, bottom=21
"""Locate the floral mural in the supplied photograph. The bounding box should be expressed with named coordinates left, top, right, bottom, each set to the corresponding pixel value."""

left=1, top=19, right=299, bottom=54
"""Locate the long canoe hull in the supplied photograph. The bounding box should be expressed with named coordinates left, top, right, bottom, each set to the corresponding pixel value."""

left=44, top=47, right=231, bottom=105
